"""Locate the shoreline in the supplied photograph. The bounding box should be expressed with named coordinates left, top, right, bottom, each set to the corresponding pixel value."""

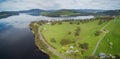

left=29, top=23, right=66, bottom=59
left=30, top=27, right=50, bottom=56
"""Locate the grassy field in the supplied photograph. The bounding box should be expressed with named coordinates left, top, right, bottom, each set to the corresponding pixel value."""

left=95, top=17, right=120, bottom=56
left=29, top=15, right=120, bottom=59
left=41, top=19, right=108, bottom=58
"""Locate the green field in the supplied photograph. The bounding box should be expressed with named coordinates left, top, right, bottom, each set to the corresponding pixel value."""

left=95, top=17, right=120, bottom=56
left=41, top=19, right=108, bottom=58
left=30, top=17, right=120, bottom=59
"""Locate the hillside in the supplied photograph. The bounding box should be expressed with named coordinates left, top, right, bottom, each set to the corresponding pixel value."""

left=97, top=10, right=120, bottom=16
left=0, top=12, right=19, bottom=19
left=19, top=9, right=45, bottom=16
left=41, top=9, right=81, bottom=17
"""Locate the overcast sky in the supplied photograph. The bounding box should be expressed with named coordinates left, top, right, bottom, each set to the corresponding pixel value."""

left=0, top=0, right=120, bottom=11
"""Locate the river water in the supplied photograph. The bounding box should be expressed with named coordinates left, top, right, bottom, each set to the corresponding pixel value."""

left=0, top=14, right=94, bottom=59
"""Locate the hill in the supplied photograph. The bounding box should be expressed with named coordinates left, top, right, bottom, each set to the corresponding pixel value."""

left=0, top=11, right=19, bottom=19
left=97, top=10, right=120, bottom=16
left=0, top=9, right=45, bottom=19
left=0, top=9, right=120, bottom=19
left=41, top=9, right=81, bottom=17
left=19, top=9, right=45, bottom=16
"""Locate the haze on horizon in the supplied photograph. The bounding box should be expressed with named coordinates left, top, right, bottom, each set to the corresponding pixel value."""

left=0, top=0, right=120, bottom=11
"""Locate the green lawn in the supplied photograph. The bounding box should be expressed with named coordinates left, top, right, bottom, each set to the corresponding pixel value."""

left=41, top=20, right=108, bottom=57
left=95, top=18, right=120, bottom=56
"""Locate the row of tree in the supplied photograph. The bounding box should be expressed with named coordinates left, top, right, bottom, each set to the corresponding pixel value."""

left=60, top=38, right=75, bottom=46
left=31, top=16, right=114, bottom=26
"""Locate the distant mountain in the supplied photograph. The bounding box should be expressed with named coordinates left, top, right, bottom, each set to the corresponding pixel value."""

left=0, top=11, right=19, bottom=19
left=19, top=9, right=45, bottom=16
left=0, top=9, right=45, bottom=19
left=41, top=9, right=107, bottom=17
left=73, top=9, right=106, bottom=13
left=97, top=10, right=120, bottom=16
left=41, top=9, right=81, bottom=17
left=0, top=9, right=120, bottom=19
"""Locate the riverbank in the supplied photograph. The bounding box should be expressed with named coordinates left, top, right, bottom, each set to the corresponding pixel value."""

left=29, top=22, right=62, bottom=59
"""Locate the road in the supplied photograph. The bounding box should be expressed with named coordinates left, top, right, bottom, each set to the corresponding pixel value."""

left=38, top=26, right=73, bottom=59
left=91, top=22, right=110, bottom=56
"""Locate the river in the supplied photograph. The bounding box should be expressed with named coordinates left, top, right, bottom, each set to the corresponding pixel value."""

left=0, top=14, right=94, bottom=59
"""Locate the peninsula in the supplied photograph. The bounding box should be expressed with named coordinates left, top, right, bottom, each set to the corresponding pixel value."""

left=29, top=16, right=120, bottom=59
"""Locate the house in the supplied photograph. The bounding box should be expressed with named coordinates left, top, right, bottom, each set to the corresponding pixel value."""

left=66, top=50, right=70, bottom=54
left=75, top=50, right=79, bottom=53
left=109, top=42, right=113, bottom=46
left=70, top=45, right=74, bottom=49
left=99, top=53, right=106, bottom=58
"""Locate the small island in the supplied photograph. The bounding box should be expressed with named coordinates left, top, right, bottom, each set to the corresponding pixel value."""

left=29, top=16, right=120, bottom=59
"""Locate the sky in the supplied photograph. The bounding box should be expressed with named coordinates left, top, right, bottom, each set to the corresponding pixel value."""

left=0, top=0, right=120, bottom=11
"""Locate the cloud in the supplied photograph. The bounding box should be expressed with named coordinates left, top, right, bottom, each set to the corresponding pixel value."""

left=0, top=0, right=120, bottom=11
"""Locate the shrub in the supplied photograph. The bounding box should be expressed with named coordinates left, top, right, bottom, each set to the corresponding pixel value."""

left=95, top=31, right=101, bottom=36
left=68, top=31, right=72, bottom=35
left=74, top=27, right=81, bottom=36
left=77, top=22, right=80, bottom=25
left=69, top=21, right=73, bottom=24
left=60, top=39, right=73, bottom=46
left=50, top=38, right=56, bottom=43
left=79, top=43, right=88, bottom=50
left=58, top=21, right=62, bottom=24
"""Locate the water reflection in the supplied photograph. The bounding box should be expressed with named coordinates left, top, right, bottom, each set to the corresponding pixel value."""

left=0, top=14, right=50, bottom=59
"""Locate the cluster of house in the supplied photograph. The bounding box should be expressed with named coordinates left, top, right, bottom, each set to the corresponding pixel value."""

left=99, top=53, right=116, bottom=59
left=65, top=45, right=79, bottom=54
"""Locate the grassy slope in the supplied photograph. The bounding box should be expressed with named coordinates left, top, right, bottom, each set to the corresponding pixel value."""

left=95, top=18, right=120, bottom=55
left=41, top=20, right=107, bottom=57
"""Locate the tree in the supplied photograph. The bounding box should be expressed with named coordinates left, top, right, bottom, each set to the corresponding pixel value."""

left=79, top=43, right=88, bottom=50
left=74, top=27, right=81, bottom=36
left=38, top=20, right=48, bottom=25
left=50, top=38, right=56, bottom=43
left=60, top=39, right=73, bottom=46
left=98, top=20, right=103, bottom=25
left=74, top=31, right=79, bottom=36
left=83, top=43, right=88, bottom=49
left=68, top=31, right=72, bottom=35
left=115, top=54, right=120, bottom=59
left=77, top=22, right=80, bottom=25
left=95, top=31, right=101, bottom=36
left=69, top=21, right=73, bottom=24
left=51, top=21, right=57, bottom=25
left=81, top=49, right=86, bottom=54
left=58, top=21, right=62, bottom=24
